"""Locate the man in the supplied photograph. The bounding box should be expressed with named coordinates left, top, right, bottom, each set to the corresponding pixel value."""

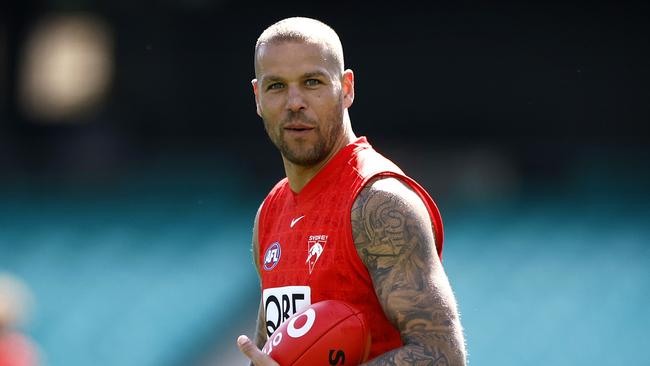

left=237, top=17, right=466, bottom=365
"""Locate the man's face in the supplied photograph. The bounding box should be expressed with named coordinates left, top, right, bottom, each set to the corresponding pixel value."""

left=252, top=41, right=350, bottom=167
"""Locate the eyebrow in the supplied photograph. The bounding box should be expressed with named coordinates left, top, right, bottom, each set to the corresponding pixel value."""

left=261, top=70, right=330, bottom=84
left=261, top=75, right=284, bottom=84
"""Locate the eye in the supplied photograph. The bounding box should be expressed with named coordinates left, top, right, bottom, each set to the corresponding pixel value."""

left=267, top=82, right=284, bottom=91
left=305, top=79, right=321, bottom=87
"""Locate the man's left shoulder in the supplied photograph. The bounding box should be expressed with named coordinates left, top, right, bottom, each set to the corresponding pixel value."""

left=350, top=176, right=436, bottom=265
left=353, top=176, right=429, bottom=215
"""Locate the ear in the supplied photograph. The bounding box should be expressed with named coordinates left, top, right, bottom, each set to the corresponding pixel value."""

left=342, top=69, right=355, bottom=109
left=252, top=78, right=262, bottom=117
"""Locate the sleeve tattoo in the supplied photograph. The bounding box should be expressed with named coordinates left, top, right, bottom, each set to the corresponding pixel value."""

left=351, top=177, right=466, bottom=365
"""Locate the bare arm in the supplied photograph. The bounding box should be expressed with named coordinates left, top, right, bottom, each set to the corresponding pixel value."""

left=351, top=177, right=466, bottom=366
left=237, top=201, right=279, bottom=365
left=238, top=202, right=279, bottom=366
left=251, top=204, right=269, bottom=349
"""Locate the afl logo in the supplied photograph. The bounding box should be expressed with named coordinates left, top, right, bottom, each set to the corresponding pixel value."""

left=263, top=242, right=282, bottom=271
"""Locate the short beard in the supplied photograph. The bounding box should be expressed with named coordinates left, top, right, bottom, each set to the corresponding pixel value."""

left=278, top=131, right=328, bottom=166
left=265, top=104, right=344, bottom=167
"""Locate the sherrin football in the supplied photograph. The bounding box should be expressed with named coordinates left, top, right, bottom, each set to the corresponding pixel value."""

left=262, top=300, right=371, bottom=366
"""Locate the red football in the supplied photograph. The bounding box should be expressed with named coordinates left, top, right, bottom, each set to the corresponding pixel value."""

left=262, top=300, right=371, bottom=366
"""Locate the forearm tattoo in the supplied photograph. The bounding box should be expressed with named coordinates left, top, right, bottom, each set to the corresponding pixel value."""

left=351, top=178, right=466, bottom=365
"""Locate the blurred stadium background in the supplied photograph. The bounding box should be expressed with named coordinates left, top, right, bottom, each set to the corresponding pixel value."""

left=1, top=1, right=649, bottom=365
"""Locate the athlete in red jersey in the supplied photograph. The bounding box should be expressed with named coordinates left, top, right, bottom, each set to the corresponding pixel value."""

left=237, top=17, right=466, bottom=365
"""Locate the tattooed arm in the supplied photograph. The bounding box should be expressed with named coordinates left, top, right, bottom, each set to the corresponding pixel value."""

left=351, top=177, right=467, bottom=366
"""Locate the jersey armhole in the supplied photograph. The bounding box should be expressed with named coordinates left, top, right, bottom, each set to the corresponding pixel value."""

left=257, top=178, right=289, bottom=270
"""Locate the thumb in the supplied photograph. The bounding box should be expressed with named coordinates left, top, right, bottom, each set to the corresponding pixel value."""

left=237, top=335, right=279, bottom=366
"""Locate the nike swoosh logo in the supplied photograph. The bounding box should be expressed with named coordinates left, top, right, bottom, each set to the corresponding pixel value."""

left=290, top=216, right=305, bottom=228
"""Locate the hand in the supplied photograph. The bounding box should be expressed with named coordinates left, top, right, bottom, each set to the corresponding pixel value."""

left=237, top=335, right=280, bottom=366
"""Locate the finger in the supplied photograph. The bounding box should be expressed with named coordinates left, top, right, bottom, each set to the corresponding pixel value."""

left=237, top=335, right=278, bottom=366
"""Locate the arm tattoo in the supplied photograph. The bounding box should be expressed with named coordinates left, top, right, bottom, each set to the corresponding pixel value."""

left=351, top=178, right=466, bottom=365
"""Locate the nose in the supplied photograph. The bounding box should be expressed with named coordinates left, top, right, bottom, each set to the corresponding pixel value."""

left=286, top=84, right=307, bottom=112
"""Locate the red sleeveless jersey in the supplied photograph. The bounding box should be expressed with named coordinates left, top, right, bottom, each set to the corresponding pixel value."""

left=258, top=137, right=443, bottom=360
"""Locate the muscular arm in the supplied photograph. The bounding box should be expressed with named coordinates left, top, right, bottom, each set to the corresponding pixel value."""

left=351, top=177, right=466, bottom=366
left=251, top=204, right=268, bottom=350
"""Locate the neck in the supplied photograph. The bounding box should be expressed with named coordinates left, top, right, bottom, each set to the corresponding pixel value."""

left=283, top=115, right=356, bottom=193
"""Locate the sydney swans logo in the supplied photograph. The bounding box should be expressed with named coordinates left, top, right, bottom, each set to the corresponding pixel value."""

left=306, top=235, right=327, bottom=274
